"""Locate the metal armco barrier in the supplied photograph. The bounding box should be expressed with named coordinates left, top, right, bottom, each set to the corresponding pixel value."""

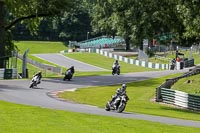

left=156, top=66, right=200, bottom=111
left=18, top=54, right=62, bottom=74
left=0, top=68, right=18, bottom=79
left=161, top=88, right=200, bottom=111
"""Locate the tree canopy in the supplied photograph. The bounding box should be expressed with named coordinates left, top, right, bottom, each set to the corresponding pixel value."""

left=0, top=0, right=75, bottom=68
left=90, top=0, right=200, bottom=49
left=1, top=0, right=200, bottom=68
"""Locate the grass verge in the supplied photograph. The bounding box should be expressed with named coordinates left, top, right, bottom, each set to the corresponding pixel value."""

left=65, top=52, right=154, bottom=73
left=0, top=100, right=199, bottom=133
left=14, top=41, right=68, bottom=54
left=58, top=73, right=200, bottom=121
left=172, top=74, right=200, bottom=95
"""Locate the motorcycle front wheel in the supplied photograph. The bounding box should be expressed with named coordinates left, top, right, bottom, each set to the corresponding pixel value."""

left=105, top=102, right=111, bottom=111
left=117, top=103, right=126, bottom=113
left=117, top=70, right=120, bottom=75
left=29, top=83, right=34, bottom=88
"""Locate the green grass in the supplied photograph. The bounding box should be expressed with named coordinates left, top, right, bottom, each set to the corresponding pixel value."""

left=58, top=73, right=200, bottom=121
left=172, top=74, right=200, bottom=95
left=14, top=41, right=68, bottom=54
left=0, top=100, right=199, bottom=133
left=65, top=52, right=154, bottom=73
left=13, top=41, right=67, bottom=78
left=14, top=41, right=155, bottom=77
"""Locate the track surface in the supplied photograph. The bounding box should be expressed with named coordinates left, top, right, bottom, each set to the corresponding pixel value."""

left=1, top=70, right=200, bottom=128
left=33, top=53, right=107, bottom=71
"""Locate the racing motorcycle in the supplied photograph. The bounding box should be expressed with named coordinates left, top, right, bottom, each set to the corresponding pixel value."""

left=170, top=59, right=176, bottom=70
left=105, top=94, right=129, bottom=113
left=29, top=75, right=40, bottom=88
left=112, top=65, right=120, bottom=75
left=63, top=69, right=73, bottom=81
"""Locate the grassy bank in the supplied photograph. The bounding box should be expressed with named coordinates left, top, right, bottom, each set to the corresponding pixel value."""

left=0, top=100, right=199, bottom=133
left=15, top=41, right=68, bottom=54
left=172, top=74, right=200, bottom=95
left=58, top=73, right=200, bottom=121
left=65, top=52, right=153, bottom=73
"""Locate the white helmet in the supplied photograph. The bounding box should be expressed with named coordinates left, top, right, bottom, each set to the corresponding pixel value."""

left=121, top=84, right=127, bottom=91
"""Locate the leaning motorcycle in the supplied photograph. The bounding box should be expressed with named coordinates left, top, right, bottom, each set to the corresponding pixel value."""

left=170, top=59, right=176, bottom=70
left=112, top=65, right=120, bottom=75
left=29, top=75, right=40, bottom=88
left=63, top=69, right=73, bottom=81
left=105, top=94, right=129, bottom=113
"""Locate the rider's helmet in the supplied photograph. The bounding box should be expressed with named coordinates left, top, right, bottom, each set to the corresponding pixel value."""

left=38, top=71, right=42, bottom=74
left=116, top=60, right=118, bottom=63
left=121, top=84, right=127, bottom=92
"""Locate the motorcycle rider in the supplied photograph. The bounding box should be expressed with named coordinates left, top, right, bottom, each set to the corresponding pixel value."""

left=66, top=66, right=75, bottom=75
left=112, top=60, right=120, bottom=74
left=111, top=84, right=127, bottom=109
left=33, top=71, right=42, bottom=84
left=63, top=66, right=75, bottom=80
left=112, top=60, right=120, bottom=69
left=170, top=58, right=176, bottom=70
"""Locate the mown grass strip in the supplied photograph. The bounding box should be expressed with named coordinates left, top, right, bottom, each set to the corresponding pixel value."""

left=14, top=41, right=68, bottom=54
left=65, top=52, right=154, bottom=73
left=0, top=100, right=199, bottom=133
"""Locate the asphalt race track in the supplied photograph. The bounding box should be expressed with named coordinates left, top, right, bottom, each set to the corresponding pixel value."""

left=33, top=53, right=107, bottom=71
left=0, top=54, right=200, bottom=128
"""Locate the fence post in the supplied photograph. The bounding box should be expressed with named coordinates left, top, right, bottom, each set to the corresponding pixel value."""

left=156, top=87, right=162, bottom=102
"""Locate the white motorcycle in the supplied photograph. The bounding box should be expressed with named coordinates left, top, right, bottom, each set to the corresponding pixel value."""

left=105, top=94, right=129, bottom=113
left=29, top=75, right=40, bottom=88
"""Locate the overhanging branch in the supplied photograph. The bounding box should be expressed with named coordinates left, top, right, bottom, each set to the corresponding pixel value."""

left=5, top=13, right=53, bottom=31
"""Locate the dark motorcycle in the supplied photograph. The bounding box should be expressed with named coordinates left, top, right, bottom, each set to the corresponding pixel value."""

left=29, top=75, right=40, bottom=88
left=112, top=65, right=120, bottom=75
left=63, top=69, right=73, bottom=81
left=105, top=94, right=129, bottom=113
left=170, top=59, right=176, bottom=70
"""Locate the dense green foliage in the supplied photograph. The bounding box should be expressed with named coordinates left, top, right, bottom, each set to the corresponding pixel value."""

left=1, top=0, right=200, bottom=68
left=0, top=0, right=75, bottom=68
left=90, top=0, right=200, bottom=49
left=9, top=0, right=200, bottom=46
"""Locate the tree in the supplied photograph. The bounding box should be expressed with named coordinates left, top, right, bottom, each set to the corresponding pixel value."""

left=11, top=0, right=93, bottom=42
left=91, top=0, right=155, bottom=50
left=91, top=0, right=132, bottom=50
left=91, top=0, right=188, bottom=50
left=176, top=0, right=200, bottom=44
left=0, top=0, right=75, bottom=68
left=0, top=0, right=6, bottom=68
